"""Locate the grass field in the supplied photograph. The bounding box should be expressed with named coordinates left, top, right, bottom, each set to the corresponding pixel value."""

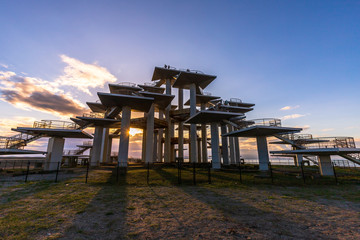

left=0, top=164, right=359, bottom=239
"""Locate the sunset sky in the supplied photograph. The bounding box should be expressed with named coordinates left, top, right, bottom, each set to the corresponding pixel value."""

left=0, top=1, right=359, bottom=158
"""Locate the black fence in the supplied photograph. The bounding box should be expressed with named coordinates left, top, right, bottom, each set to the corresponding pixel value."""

left=0, top=160, right=91, bottom=183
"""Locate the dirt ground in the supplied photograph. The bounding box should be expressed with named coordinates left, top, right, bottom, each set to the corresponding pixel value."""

left=1, top=167, right=360, bottom=239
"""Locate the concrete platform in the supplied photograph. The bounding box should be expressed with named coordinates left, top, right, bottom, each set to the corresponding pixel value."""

left=12, top=128, right=93, bottom=139
left=86, top=102, right=107, bottom=113
left=185, top=110, right=245, bottom=124
left=222, top=126, right=302, bottom=137
left=173, top=71, right=216, bottom=89
left=98, top=93, right=154, bottom=112
left=0, top=149, right=46, bottom=155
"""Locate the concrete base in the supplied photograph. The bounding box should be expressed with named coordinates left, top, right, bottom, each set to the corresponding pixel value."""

left=45, top=137, right=65, bottom=171
left=256, top=136, right=269, bottom=171
left=318, top=155, right=334, bottom=176
left=211, top=123, right=221, bottom=169
left=90, top=126, right=104, bottom=166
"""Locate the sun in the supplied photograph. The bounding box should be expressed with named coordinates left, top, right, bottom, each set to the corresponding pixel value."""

left=129, top=128, right=142, bottom=137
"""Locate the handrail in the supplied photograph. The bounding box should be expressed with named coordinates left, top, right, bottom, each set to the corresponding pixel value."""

left=83, top=112, right=105, bottom=118
left=118, top=82, right=137, bottom=87
left=33, top=120, right=78, bottom=129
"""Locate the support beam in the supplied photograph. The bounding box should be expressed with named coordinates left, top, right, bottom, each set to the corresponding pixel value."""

left=100, top=128, right=110, bottom=163
left=118, top=106, right=131, bottom=167
left=234, top=137, right=241, bottom=164
left=157, top=110, right=164, bottom=162
left=221, top=124, right=229, bottom=165
left=201, top=103, right=208, bottom=163
left=106, top=136, right=113, bottom=163
left=211, top=123, right=221, bottom=169
left=141, top=129, right=146, bottom=162
left=197, top=137, right=202, bottom=163
left=189, top=83, right=197, bottom=163
left=45, top=137, right=65, bottom=171
left=145, top=104, right=155, bottom=163
left=153, top=130, right=158, bottom=162
left=164, top=79, right=172, bottom=162
left=256, top=136, right=269, bottom=171
left=90, top=126, right=104, bottom=166
left=228, top=125, right=235, bottom=164
left=318, top=155, right=334, bottom=176
left=178, top=88, right=184, bottom=159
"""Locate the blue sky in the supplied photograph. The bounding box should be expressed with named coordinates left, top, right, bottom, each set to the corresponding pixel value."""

left=0, top=0, right=359, bottom=156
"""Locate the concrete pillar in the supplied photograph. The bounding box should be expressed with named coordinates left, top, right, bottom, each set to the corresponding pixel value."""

left=141, top=129, right=146, bottom=162
left=153, top=130, right=158, bottom=162
left=170, top=121, right=175, bottom=162
left=189, top=83, right=197, bottom=163
left=201, top=103, right=208, bottom=163
left=235, top=137, right=241, bottom=163
left=145, top=104, right=155, bottom=163
left=228, top=125, right=235, bottom=164
left=211, top=123, right=221, bottom=169
left=197, top=137, right=202, bottom=163
left=318, top=155, right=334, bottom=176
left=118, top=106, right=131, bottom=167
left=221, top=124, right=229, bottom=165
left=45, top=137, right=65, bottom=171
left=90, top=126, right=104, bottom=166
left=100, top=128, right=110, bottom=163
left=164, top=79, right=172, bottom=162
left=256, top=136, right=269, bottom=171
left=178, top=88, right=184, bottom=159
left=106, top=137, right=113, bottom=163
left=295, top=154, right=303, bottom=167
left=158, top=110, right=163, bottom=162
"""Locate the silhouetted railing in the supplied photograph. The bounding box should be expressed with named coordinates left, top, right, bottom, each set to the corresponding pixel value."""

left=33, top=120, right=78, bottom=129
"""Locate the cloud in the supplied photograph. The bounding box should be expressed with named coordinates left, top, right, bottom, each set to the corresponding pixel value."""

left=0, top=116, right=37, bottom=135
left=281, top=114, right=306, bottom=121
left=0, top=63, right=9, bottom=69
left=56, top=55, right=117, bottom=95
left=294, top=125, right=310, bottom=130
left=321, top=128, right=334, bottom=132
left=0, top=71, right=87, bottom=117
left=280, top=105, right=300, bottom=111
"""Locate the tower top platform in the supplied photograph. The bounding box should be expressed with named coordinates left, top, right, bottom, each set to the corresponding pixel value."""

left=139, top=91, right=175, bottom=109
left=185, top=110, right=244, bottom=124
left=151, top=66, right=181, bottom=81
left=86, top=102, right=107, bottom=113
left=173, top=71, right=216, bottom=89
left=12, top=127, right=93, bottom=139
left=184, top=94, right=221, bottom=106
left=138, top=84, right=165, bottom=94
left=98, top=92, right=154, bottom=112
left=222, top=126, right=302, bottom=138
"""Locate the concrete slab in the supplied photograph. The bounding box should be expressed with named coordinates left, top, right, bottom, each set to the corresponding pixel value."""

left=12, top=128, right=93, bottom=139
left=223, top=126, right=302, bottom=137
left=98, top=92, right=154, bottom=112
left=0, top=149, right=46, bottom=155
left=86, top=102, right=107, bottom=113
left=185, top=110, right=245, bottom=124
left=173, top=71, right=216, bottom=89
left=139, top=91, right=175, bottom=109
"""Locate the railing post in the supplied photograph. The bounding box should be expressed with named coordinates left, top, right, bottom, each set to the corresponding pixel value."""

left=55, top=162, right=60, bottom=182
left=332, top=162, right=338, bottom=185
left=300, top=160, right=306, bottom=184
left=25, top=161, right=30, bottom=182
left=268, top=162, right=273, bottom=184
left=4, top=160, right=7, bottom=169
left=238, top=161, right=242, bottom=183
left=177, top=158, right=182, bottom=185
left=208, top=161, right=211, bottom=184
left=193, top=162, right=196, bottom=185
left=146, top=162, right=150, bottom=185
left=85, top=161, right=89, bottom=183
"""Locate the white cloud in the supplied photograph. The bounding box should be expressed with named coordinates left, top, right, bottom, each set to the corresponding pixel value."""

left=294, top=125, right=310, bottom=130
left=321, top=128, right=334, bottom=132
left=280, top=105, right=300, bottom=111
left=56, top=55, right=117, bottom=95
left=281, top=114, right=306, bottom=121
left=0, top=63, right=9, bottom=69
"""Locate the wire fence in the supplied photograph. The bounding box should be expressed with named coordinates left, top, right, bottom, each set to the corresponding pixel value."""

left=0, top=160, right=91, bottom=183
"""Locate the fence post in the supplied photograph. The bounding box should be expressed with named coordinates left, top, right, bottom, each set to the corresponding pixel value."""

left=116, top=164, right=119, bottom=183
left=147, top=162, right=150, bottom=185
left=55, top=162, right=60, bottom=182
left=332, top=162, right=338, bottom=185
left=268, top=162, right=273, bottom=184
left=20, top=160, right=23, bottom=170
left=25, top=161, right=30, bottom=182
left=85, top=161, right=89, bottom=183
left=193, top=162, right=196, bottom=185
left=300, top=160, right=306, bottom=184
left=4, top=160, right=7, bottom=169
left=177, top=158, right=182, bottom=185
left=238, top=161, right=242, bottom=184
left=208, top=161, right=211, bottom=184
left=13, top=161, right=16, bottom=170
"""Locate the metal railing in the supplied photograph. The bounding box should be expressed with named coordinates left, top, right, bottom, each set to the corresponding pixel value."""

left=118, top=82, right=137, bottom=87
left=143, top=82, right=156, bottom=86
left=33, top=120, right=78, bottom=129
left=304, top=137, right=356, bottom=149
left=280, top=133, right=313, bottom=141
left=239, top=118, right=281, bottom=128
left=229, top=98, right=242, bottom=103
left=83, top=112, right=105, bottom=118
left=203, top=91, right=212, bottom=96
left=82, top=141, right=93, bottom=146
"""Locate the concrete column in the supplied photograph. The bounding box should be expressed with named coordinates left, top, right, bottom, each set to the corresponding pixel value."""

left=153, top=130, right=158, bottom=162
left=197, top=137, right=202, bottom=163
left=170, top=121, right=175, bottom=162
left=189, top=83, right=197, bottom=163
left=228, top=125, right=235, bottom=165
left=145, top=104, right=155, bottom=163
left=256, top=136, right=269, bottom=171
left=118, top=106, right=131, bottom=167
left=141, top=129, right=146, bottom=162
left=220, top=124, right=229, bottom=165
left=318, top=155, right=334, bottom=176
left=100, top=128, right=110, bottom=163
left=158, top=110, right=164, bottom=162
left=234, top=137, right=241, bottom=163
left=295, top=154, right=303, bottom=167
left=211, top=123, right=221, bottom=169
left=201, top=103, right=208, bottom=163
left=90, top=126, right=104, bottom=166
left=45, top=137, right=65, bottom=171
left=178, top=88, right=184, bottom=159
left=164, top=79, right=172, bottom=162
left=106, top=136, right=113, bottom=163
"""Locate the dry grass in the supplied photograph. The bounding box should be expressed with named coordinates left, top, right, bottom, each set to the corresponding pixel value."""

left=0, top=164, right=359, bottom=239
